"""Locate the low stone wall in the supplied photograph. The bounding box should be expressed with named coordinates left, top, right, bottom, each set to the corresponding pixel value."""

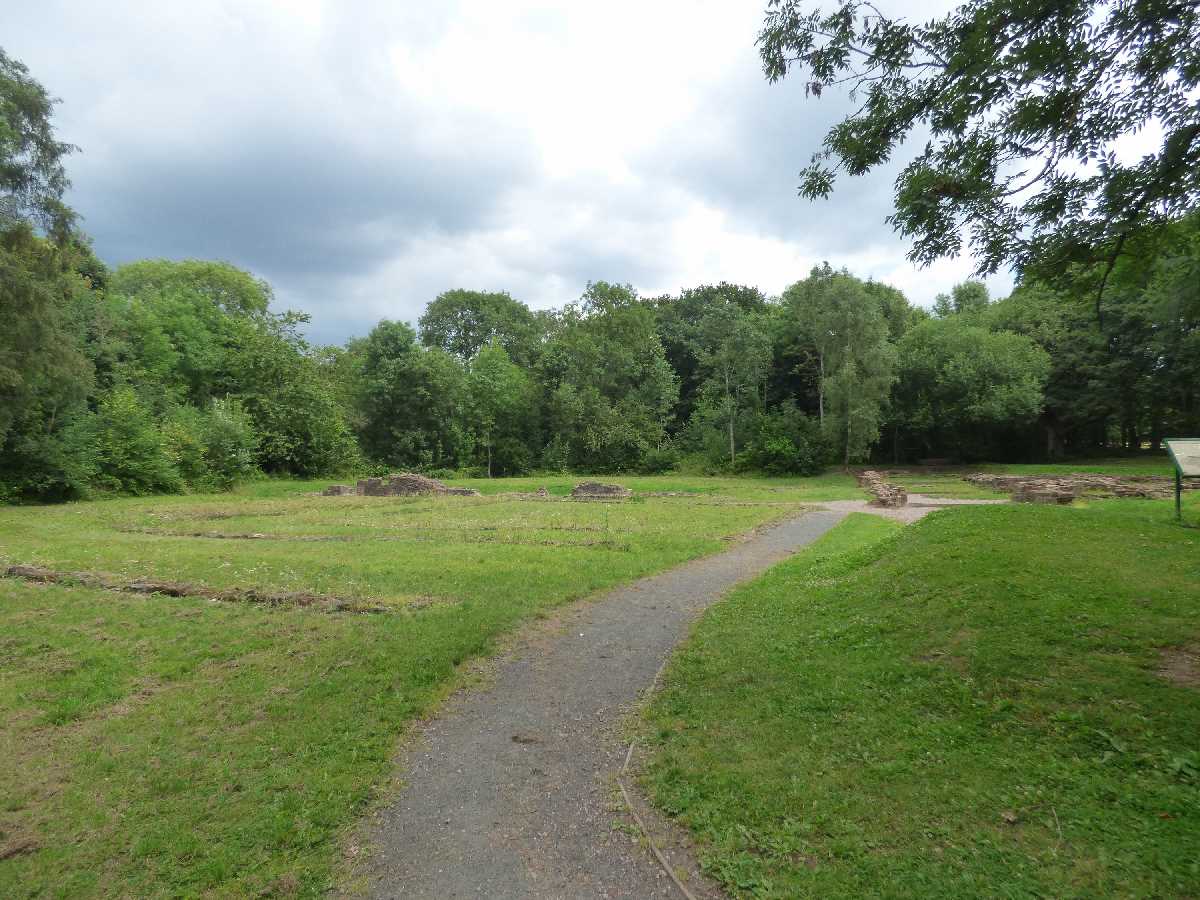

left=323, top=473, right=481, bottom=498
left=569, top=481, right=632, bottom=501
left=856, top=470, right=908, bottom=508
left=965, top=472, right=1196, bottom=503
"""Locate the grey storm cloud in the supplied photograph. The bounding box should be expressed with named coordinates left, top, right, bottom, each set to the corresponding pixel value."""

left=7, top=0, right=1006, bottom=343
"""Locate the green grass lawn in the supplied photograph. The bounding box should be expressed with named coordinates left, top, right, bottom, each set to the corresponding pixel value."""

left=0, top=473, right=861, bottom=897
left=639, top=498, right=1200, bottom=898
left=985, top=456, right=1176, bottom=477
left=878, top=472, right=1006, bottom=500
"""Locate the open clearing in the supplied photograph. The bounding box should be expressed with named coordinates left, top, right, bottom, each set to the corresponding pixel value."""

left=0, top=473, right=858, bottom=897
left=639, top=494, right=1200, bottom=898
left=3, top=462, right=1195, bottom=897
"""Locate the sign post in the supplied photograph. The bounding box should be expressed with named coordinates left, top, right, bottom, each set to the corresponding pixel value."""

left=1164, top=439, right=1200, bottom=523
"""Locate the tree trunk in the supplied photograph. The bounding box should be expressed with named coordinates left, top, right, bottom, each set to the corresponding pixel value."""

left=1045, top=420, right=1064, bottom=459
left=843, top=397, right=852, bottom=467
left=818, top=352, right=825, bottom=425
left=487, top=440, right=492, bottom=478
left=726, top=368, right=735, bottom=466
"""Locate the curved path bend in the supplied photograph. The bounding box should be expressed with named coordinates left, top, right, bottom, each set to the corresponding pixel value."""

left=357, top=509, right=847, bottom=899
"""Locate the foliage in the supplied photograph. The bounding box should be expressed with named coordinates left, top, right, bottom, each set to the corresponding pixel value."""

left=227, top=314, right=358, bottom=476
left=933, top=279, right=989, bottom=318
left=66, top=388, right=182, bottom=495
left=758, top=0, right=1200, bottom=282
left=418, top=288, right=542, bottom=366
left=109, top=259, right=272, bottom=316
left=467, top=342, right=534, bottom=476
left=780, top=265, right=895, bottom=463
left=538, top=282, right=678, bottom=472
left=355, top=320, right=471, bottom=470
left=162, top=398, right=260, bottom=490
left=894, top=317, right=1050, bottom=460
left=0, top=47, right=75, bottom=241
left=0, top=224, right=94, bottom=501
left=743, top=402, right=827, bottom=475
left=690, top=301, right=773, bottom=466
left=654, top=283, right=770, bottom=426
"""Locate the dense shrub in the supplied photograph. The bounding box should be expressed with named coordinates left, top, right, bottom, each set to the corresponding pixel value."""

left=161, top=406, right=209, bottom=486
left=743, top=403, right=827, bottom=476
left=67, top=389, right=182, bottom=495
left=202, top=398, right=260, bottom=487
left=161, top=398, right=259, bottom=490
left=637, top=444, right=680, bottom=474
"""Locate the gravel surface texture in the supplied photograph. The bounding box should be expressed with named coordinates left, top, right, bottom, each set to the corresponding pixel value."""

left=357, top=509, right=847, bottom=899
left=818, top=493, right=1008, bottom=524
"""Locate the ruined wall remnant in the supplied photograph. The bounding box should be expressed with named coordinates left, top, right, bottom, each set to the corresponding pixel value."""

left=856, top=470, right=908, bottom=508
left=569, top=481, right=632, bottom=501
left=965, top=472, right=1198, bottom=503
left=324, top=473, right=481, bottom=498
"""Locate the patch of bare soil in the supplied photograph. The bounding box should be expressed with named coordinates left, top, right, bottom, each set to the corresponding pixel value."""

left=0, top=833, right=40, bottom=861
left=915, top=628, right=977, bottom=675
left=2, top=565, right=386, bottom=613
left=1158, top=644, right=1200, bottom=689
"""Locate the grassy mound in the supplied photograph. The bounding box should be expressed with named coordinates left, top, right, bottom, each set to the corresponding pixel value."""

left=641, top=503, right=1200, bottom=897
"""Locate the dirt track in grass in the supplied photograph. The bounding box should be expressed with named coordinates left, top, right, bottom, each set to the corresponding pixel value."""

left=352, top=510, right=847, bottom=899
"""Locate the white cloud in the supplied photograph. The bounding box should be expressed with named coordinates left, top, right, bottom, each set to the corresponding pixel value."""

left=8, top=0, right=1013, bottom=340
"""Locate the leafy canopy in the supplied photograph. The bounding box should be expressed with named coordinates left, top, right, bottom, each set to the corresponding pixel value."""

left=758, top=0, right=1200, bottom=281
left=0, top=47, right=75, bottom=241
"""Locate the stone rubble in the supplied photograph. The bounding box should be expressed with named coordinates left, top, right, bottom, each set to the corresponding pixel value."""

left=568, top=481, right=633, bottom=500
left=965, top=472, right=1197, bottom=503
left=855, top=470, right=908, bottom=508
left=323, top=473, right=481, bottom=498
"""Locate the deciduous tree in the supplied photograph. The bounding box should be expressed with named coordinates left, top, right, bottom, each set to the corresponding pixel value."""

left=759, top=1, right=1200, bottom=284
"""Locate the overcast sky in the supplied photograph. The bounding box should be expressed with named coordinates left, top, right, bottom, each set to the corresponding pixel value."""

left=9, top=0, right=1015, bottom=343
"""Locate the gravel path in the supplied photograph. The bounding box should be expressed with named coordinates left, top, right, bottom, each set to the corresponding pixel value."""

left=819, top=493, right=1008, bottom=524
left=357, top=509, right=847, bottom=899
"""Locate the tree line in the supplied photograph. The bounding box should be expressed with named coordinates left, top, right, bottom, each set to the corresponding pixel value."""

left=4, top=224, right=1199, bottom=502
left=3, top=41, right=1198, bottom=502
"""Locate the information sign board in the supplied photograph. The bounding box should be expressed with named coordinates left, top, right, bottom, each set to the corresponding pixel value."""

left=1166, top=439, right=1200, bottom=477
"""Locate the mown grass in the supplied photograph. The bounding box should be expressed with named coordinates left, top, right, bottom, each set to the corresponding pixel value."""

left=0, top=473, right=860, bottom=897
left=986, top=456, right=1176, bottom=477
left=878, top=473, right=1006, bottom=500
left=640, top=497, right=1200, bottom=898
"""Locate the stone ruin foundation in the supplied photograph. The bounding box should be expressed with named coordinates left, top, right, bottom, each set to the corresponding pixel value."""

left=856, top=470, right=908, bottom=508
left=323, top=473, right=481, bottom=498
left=568, top=481, right=632, bottom=501
left=965, top=472, right=1198, bottom=504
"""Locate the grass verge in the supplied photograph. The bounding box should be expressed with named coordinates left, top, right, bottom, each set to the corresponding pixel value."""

left=639, top=499, right=1200, bottom=898
left=0, top=474, right=858, bottom=896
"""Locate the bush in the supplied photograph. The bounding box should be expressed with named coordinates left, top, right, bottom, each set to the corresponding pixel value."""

left=491, top=436, right=533, bottom=476
left=541, top=436, right=570, bottom=473
left=161, top=399, right=259, bottom=490
left=743, top=403, right=827, bottom=476
left=0, top=422, right=92, bottom=503
left=637, top=444, right=680, bottom=474
left=67, top=389, right=182, bottom=495
left=203, top=398, right=260, bottom=488
left=161, top=406, right=210, bottom=487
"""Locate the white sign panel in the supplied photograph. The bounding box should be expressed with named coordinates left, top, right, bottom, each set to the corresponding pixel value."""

left=1166, top=439, right=1200, bottom=477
